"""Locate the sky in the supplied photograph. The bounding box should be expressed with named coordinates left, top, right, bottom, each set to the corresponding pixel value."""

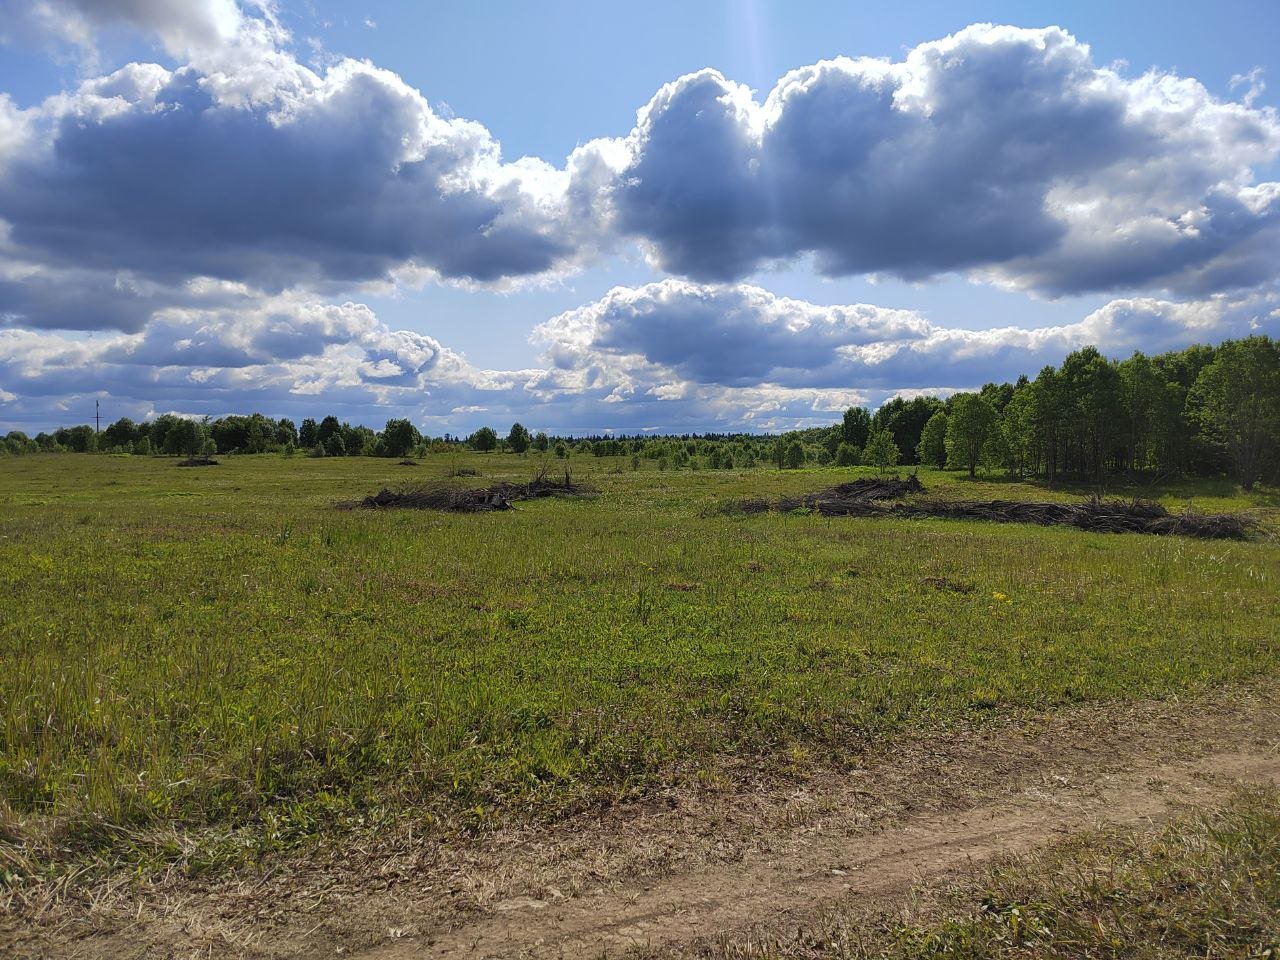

left=1, top=1, right=1278, bottom=436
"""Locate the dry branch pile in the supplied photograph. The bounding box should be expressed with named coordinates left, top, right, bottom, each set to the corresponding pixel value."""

left=790, top=475, right=926, bottom=513
left=725, top=475, right=1255, bottom=540
left=176, top=455, right=218, bottom=467
left=868, top=497, right=1254, bottom=539
left=344, top=468, right=595, bottom=513
left=726, top=475, right=925, bottom=516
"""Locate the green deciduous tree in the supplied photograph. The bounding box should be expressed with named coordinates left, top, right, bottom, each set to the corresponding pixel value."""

left=506, top=422, right=531, bottom=454
left=945, top=393, right=998, bottom=477
left=381, top=419, right=420, bottom=458
left=783, top=439, right=805, bottom=470
left=864, top=429, right=900, bottom=472
left=317, top=416, right=342, bottom=447
left=916, top=411, right=948, bottom=469
left=101, top=418, right=139, bottom=451
left=998, top=384, right=1036, bottom=478
left=872, top=396, right=941, bottom=465
left=840, top=406, right=871, bottom=449
left=469, top=426, right=498, bottom=452
left=1189, top=336, right=1280, bottom=490
left=161, top=418, right=201, bottom=456
left=299, top=418, right=319, bottom=448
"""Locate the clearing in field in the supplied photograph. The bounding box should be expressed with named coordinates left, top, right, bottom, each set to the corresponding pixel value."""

left=2, top=454, right=1278, bottom=958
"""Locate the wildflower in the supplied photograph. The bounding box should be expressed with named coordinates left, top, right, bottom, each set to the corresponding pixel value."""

left=992, top=591, right=1011, bottom=603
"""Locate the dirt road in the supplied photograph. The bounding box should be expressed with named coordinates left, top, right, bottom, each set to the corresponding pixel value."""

left=364, top=748, right=1279, bottom=959
left=8, top=683, right=1279, bottom=959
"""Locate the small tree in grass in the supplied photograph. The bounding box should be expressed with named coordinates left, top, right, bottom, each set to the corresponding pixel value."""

left=864, top=429, right=900, bottom=472
left=506, top=422, right=531, bottom=454
left=916, top=410, right=948, bottom=469
left=382, top=418, right=420, bottom=458
left=783, top=439, right=805, bottom=470
left=835, top=441, right=860, bottom=466
left=469, top=426, right=498, bottom=452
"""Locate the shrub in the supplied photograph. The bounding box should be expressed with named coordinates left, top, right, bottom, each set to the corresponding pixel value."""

left=783, top=440, right=805, bottom=470
left=835, top=442, right=860, bottom=467
left=865, top=429, right=901, bottom=471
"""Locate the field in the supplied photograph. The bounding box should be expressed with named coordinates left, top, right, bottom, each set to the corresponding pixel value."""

left=2, top=453, right=1279, bottom=957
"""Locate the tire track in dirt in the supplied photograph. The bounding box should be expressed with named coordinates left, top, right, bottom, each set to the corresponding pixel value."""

left=8, top=685, right=1279, bottom=960
left=363, top=747, right=1280, bottom=959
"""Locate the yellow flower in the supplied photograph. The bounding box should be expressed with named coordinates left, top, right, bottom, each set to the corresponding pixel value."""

left=992, top=591, right=1010, bottom=603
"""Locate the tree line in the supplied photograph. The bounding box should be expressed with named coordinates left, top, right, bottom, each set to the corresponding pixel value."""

left=458, top=336, right=1277, bottom=488
left=4, top=336, right=1277, bottom=488
left=0, top=414, right=428, bottom=459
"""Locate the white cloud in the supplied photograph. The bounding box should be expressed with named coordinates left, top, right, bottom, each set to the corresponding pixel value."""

left=2, top=279, right=1276, bottom=433
left=589, top=25, right=1280, bottom=296
left=3, top=18, right=1277, bottom=325
left=532, top=279, right=1280, bottom=397
left=1, top=14, right=1278, bottom=433
left=0, top=0, right=248, bottom=71
left=0, top=60, right=603, bottom=327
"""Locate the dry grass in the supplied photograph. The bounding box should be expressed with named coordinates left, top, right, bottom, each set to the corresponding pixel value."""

left=682, top=785, right=1280, bottom=959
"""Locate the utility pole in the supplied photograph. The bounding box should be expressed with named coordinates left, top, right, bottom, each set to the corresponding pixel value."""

left=95, top=399, right=101, bottom=434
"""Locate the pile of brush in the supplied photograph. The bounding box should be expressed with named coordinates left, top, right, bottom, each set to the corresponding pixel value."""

left=885, top=496, right=1257, bottom=539
left=344, top=467, right=594, bottom=513
left=724, top=475, right=1256, bottom=540
left=725, top=475, right=924, bottom=516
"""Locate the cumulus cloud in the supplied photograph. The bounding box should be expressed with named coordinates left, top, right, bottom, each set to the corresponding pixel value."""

left=588, top=24, right=1280, bottom=296
left=532, top=279, right=1280, bottom=396
left=3, top=280, right=1277, bottom=433
left=2, top=17, right=1277, bottom=323
left=0, top=58, right=595, bottom=306
left=0, top=0, right=251, bottom=75
left=0, top=291, right=506, bottom=427
left=2, top=14, right=1279, bottom=433
left=535, top=281, right=930, bottom=389
left=0, top=1, right=605, bottom=326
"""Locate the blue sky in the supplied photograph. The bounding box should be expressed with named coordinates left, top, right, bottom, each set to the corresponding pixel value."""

left=1, top=1, right=1278, bottom=433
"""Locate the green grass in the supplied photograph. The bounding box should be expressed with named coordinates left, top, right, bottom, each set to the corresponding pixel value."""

left=685, top=786, right=1280, bottom=959
left=1, top=453, right=1277, bottom=884
left=866, top=786, right=1280, bottom=959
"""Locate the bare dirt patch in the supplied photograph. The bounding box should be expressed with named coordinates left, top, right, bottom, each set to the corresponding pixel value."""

left=5, top=680, right=1278, bottom=960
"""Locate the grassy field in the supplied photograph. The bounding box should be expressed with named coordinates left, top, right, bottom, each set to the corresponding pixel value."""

left=886, top=787, right=1280, bottom=959
left=1, top=453, right=1277, bottom=886
left=688, top=785, right=1280, bottom=959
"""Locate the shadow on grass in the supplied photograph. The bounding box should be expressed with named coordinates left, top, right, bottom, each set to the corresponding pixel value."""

left=946, top=472, right=1280, bottom=508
